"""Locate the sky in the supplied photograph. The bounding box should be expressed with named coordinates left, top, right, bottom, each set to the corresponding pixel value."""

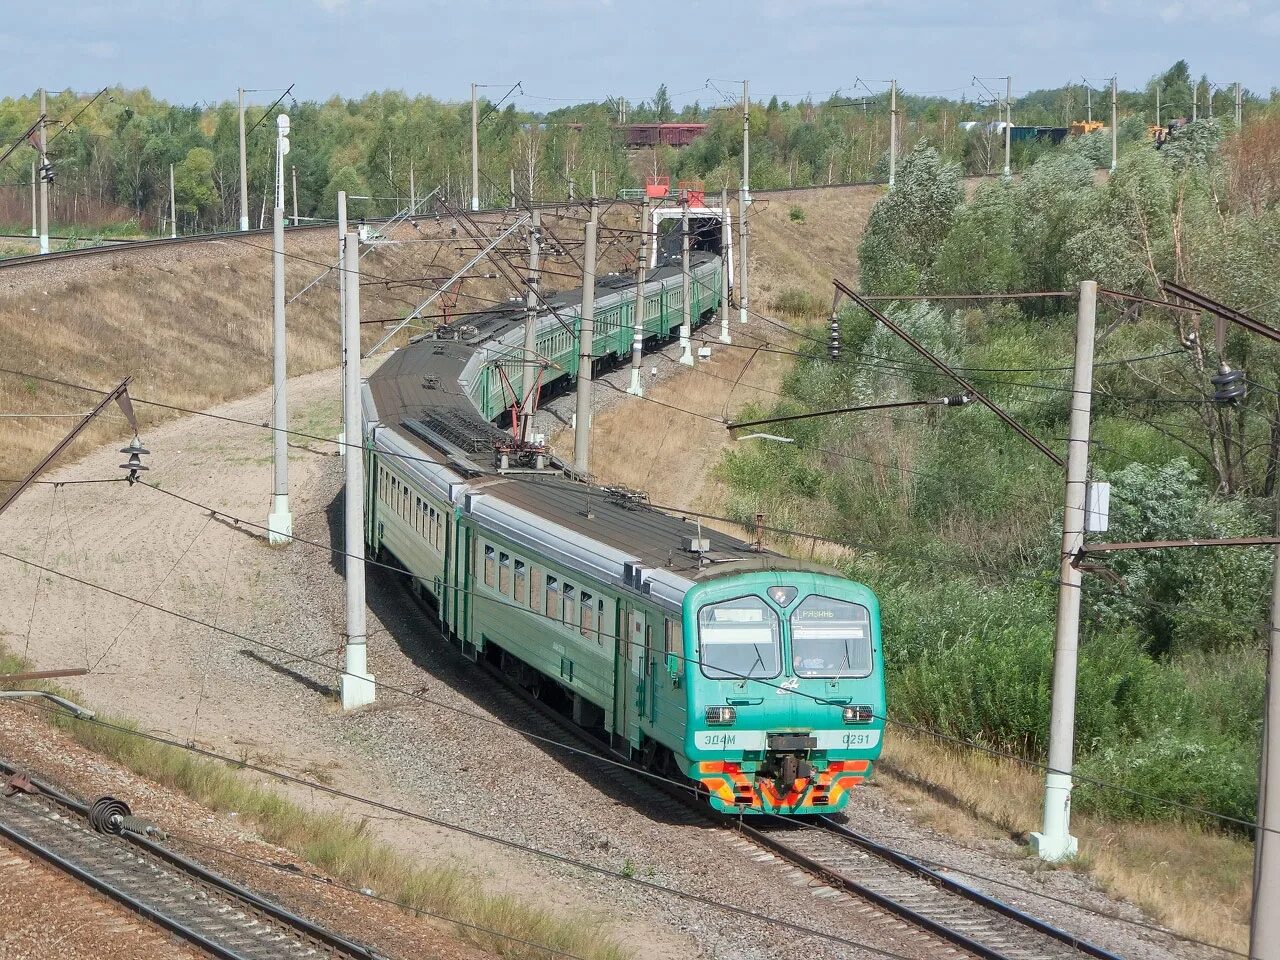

left=1, top=0, right=1275, bottom=109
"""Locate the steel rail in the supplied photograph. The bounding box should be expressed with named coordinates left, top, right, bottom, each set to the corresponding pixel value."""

left=815, top=816, right=1124, bottom=960
left=736, top=817, right=1015, bottom=960
left=0, top=810, right=248, bottom=960
left=0, top=757, right=379, bottom=959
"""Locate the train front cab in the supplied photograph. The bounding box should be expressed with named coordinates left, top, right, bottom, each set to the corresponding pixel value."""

left=678, top=572, right=885, bottom=815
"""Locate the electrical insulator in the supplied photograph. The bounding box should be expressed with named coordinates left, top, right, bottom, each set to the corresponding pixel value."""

left=119, top=437, right=150, bottom=483
left=40, top=162, right=55, bottom=184
left=1211, top=364, right=1246, bottom=404
left=828, top=315, right=841, bottom=361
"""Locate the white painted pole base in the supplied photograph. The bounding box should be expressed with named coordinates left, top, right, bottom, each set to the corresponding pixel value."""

left=719, top=325, right=732, bottom=345
left=1029, top=771, right=1079, bottom=861
left=738, top=306, right=748, bottom=325
left=239, top=216, right=250, bottom=232
left=341, top=641, right=375, bottom=709
left=678, top=327, right=694, bottom=366
left=39, top=234, right=49, bottom=255
left=626, top=368, right=644, bottom=397
left=335, top=431, right=346, bottom=457
left=340, top=670, right=376, bottom=708
left=267, top=494, right=293, bottom=545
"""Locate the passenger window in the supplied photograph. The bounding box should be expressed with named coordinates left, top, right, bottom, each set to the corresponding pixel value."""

left=563, top=584, right=577, bottom=626
left=597, top=598, right=610, bottom=639
left=514, top=560, right=527, bottom=606
left=498, top=552, right=511, bottom=595
left=546, top=577, right=560, bottom=619
left=483, top=545, right=495, bottom=587
left=530, top=568, right=544, bottom=614
left=580, top=592, right=595, bottom=639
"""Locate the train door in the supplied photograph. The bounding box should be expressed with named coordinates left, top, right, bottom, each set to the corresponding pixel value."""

left=613, top=604, right=647, bottom=752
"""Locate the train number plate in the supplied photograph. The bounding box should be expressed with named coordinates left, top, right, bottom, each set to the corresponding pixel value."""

left=693, top=731, right=767, bottom=751
left=813, top=730, right=882, bottom=750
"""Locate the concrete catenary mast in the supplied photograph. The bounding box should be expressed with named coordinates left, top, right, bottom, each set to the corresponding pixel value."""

left=573, top=200, right=599, bottom=474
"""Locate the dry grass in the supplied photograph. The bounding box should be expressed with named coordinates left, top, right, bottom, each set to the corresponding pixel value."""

left=878, top=733, right=1252, bottom=954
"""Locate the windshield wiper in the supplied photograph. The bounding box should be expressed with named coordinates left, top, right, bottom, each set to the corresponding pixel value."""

left=747, top=645, right=766, bottom=678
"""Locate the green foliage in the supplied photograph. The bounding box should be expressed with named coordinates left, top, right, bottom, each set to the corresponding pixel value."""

left=788, top=204, right=806, bottom=223
left=858, top=140, right=963, bottom=294
left=1076, top=729, right=1258, bottom=823
left=771, top=288, right=823, bottom=318
left=1086, top=460, right=1271, bottom=656
left=930, top=180, right=1021, bottom=293
left=173, top=147, right=217, bottom=222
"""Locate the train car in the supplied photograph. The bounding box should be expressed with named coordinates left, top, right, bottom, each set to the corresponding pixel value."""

left=362, top=251, right=886, bottom=815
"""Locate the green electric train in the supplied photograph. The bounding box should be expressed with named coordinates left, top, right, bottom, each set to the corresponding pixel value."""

left=363, top=250, right=886, bottom=814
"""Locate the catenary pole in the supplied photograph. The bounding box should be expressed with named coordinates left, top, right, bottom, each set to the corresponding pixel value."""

left=291, top=165, right=298, bottom=225
left=888, top=79, right=897, bottom=190
left=268, top=114, right=292, bottom=544
left=739, top=79, right=750, bottom=327
left=337, top=190, right=348, bottom=389
left=678, top=191, right=693, bottom=365
left=470, top=82, right=480, bottom=212
left=510, top=168, right=516, bottom=209
left=340, top=229, right=375, bottom=710
left=1251, top=504, right=1280, bottom=957
left=1110, top=76, right=1118, bottom=174
left=573, top=199, right=599, bottom=474
left=627, top=197, right=650, bottom=395
left=519, top=209, right=541, bottom=434
left=1156, top=86, right=1160, bottom=129
left=1030, top=279, right=1096, bottom=862
left=1236, top=81, right=1243, bottom=128
left=1003, top=76, right=1012, bottom=178
left=238, top=87, right=249, bottom=231
left=409, top=162, right=415, bottom=210
left=719, top=187, right=731, bottom=345
left=37, top=89, right=48, bottom=256
left=169, top=164, right=177, bottom=238
left=29, top=163, right=36, bottom=238
left=1193, top=82, right=1198, bottom=122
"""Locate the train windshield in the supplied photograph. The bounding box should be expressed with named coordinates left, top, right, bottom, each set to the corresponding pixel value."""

left=697, top=595, right=781, bottom=680
left=790, top=596, right=874, bottom=678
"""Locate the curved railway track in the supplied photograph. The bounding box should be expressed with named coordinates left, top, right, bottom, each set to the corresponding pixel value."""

left=0, top=760, right=379, bottom=960
left=390, top=578, right=1123, bottom=960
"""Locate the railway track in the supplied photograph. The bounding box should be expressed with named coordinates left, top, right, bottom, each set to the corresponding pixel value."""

left=0, top=761, right=379, bottom=960
left=404, top=584, right=1122, bottom=960
left=740, top=816, right=1121, bottom=960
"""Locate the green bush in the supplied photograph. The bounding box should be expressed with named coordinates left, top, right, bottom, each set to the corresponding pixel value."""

left=788, top=205, right=806, bottom=223
left=1076, top=728, right=1257, bottom=825
left=771, top=288, right=824, bottom=317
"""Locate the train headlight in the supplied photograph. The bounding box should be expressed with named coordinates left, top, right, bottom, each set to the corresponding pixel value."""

left=705, top=706, right=737, bottom=725
left=842, top=705, right=873, bottom=724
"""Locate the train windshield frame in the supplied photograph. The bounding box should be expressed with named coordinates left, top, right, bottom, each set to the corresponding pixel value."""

left=697, top=595, right=782, bottom=680
left=789, top=595, right=874, bottom=679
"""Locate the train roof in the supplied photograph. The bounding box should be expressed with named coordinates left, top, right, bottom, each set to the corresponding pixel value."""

left=364, top=255, right=838, bottom=592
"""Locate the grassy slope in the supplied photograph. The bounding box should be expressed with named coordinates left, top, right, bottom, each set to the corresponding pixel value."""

left=577, top=185, right=879, bottom=506
left=0, top=209, right=632, bottom=491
